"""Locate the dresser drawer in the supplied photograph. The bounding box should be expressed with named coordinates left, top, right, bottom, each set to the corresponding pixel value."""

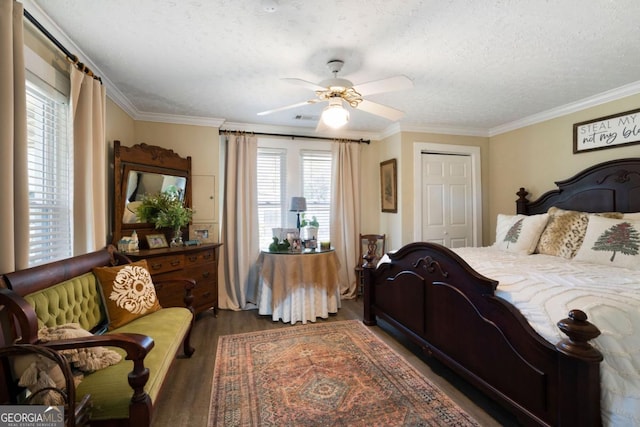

left=184, top=248, right=216, bottom=267
left=192, top=282, right=216, bottom=312
left=158, top=267, right=216, bottom=311
left=145, top=254, right=185, bottom=275
left=127, top=244, right=220, bottom=314
left=153, top=279, right=187, bottom=308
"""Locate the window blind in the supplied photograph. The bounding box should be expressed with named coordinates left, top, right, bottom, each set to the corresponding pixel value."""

left=26, top=82, right=72, bottom=266
left=301, top=150, right=331, bottom=242
left=257, top=148, right=285, bottom=248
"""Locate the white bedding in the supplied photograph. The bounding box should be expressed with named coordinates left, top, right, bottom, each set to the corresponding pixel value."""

left=449, top=247, right=640, bottom=427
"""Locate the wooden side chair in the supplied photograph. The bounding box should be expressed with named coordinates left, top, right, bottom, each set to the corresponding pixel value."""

left=354, top=234, right=386, bottom=299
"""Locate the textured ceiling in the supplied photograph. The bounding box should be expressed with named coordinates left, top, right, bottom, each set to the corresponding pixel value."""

left=28, top=0, right=640, bottom=137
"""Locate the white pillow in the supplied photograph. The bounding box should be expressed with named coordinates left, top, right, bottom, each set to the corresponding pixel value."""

left=622, top=212, right=640, bottom=220
left=574, top=216, right=640, bottom=269
left=493, top=213, right=549, bottom=254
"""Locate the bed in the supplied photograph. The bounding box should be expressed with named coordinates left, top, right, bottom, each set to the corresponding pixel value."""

left=362, top=158, right=640, bottom=426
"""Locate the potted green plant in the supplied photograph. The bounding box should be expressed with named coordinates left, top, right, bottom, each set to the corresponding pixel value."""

left=300, top=214, right=319, bottom=243
left=136, top=191, right=193, bottom=247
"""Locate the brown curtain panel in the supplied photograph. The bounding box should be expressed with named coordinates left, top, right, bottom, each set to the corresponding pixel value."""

left=0, top=0, right=29, bottom=273
left=70, top=66, right=107, bottom=254
left=220, top=134, right=260, bottom=310
left=330, top=141, right=361, bottom=298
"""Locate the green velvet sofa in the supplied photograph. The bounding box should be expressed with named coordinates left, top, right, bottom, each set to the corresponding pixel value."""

left=0, top=246, right=195, bottom=427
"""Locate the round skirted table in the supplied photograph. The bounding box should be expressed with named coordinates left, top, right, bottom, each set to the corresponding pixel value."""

left=256, top=249, right=342, bottom=324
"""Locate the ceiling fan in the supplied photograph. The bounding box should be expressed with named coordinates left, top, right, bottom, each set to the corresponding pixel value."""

left=257, top=60, right=413, bottom=130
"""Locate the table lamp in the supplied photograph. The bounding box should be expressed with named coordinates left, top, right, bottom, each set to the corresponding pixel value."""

left=289, top=197, right=307, bottom=230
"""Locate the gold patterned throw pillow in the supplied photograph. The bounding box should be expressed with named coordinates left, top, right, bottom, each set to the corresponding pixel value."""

left=535, top=207, right=623, bottom=259
left=93, top=260, right=162, bottom=330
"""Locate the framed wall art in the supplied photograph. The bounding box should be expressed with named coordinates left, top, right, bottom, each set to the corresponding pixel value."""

left=380, top=159, right=398, bottom=213
left=573, top=107, right=640, bottom=153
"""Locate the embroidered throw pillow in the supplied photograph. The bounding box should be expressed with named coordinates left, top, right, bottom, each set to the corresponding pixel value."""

left=574, top=216, right=640, bottom=269
left=93, top=260, right=162, bottom=330
left=493, top=213, right=549, bottom=254
left=535, top=207, right=622, bottom=259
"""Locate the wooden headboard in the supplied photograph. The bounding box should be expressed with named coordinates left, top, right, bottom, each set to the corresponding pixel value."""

left=516, top=158, right=640, bottom=215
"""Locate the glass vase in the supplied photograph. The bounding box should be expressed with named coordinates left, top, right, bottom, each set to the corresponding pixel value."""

left=170, top=228, right=184, bottom=247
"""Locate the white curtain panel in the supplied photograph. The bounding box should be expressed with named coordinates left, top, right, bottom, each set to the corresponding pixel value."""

left=330, top=141, right=361, bottom=298
left=0, top=0, right=29, bottom=272
left=220, top=134, right=260, bottom=310
left=70, top=66, right=107, bottom=254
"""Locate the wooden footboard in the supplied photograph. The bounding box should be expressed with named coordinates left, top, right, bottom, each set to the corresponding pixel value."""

left=363, top=242, right=602, bottom=426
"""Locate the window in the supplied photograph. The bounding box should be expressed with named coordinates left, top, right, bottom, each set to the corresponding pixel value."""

left=301, top=150, right=331, bottom=242
left=257, top=139, right=332, bottom=249
left=257, top=148, right=285, bottom=248
left=26, top=79, right=72, bottom=267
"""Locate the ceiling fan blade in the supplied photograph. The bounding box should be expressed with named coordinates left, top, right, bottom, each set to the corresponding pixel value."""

left=356, top=99, right=405, bottom=121
left=257, top=99, right=321, bottom=116
left=281, top=78, right=326, bottom=91
left=353, top=75, right=413, bottom=96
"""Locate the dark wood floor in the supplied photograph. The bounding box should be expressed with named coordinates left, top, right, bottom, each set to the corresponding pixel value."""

left=151, top=299, right=520, bottom=426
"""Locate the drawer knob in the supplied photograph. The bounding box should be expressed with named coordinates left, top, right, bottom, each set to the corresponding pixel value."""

left=202, top=271, right=210, bottom=278
left=188, top=255, right=198, bottom=262
left=151, top=263, right=162, bottom=270
left=170, top=259, right=181, bottom=266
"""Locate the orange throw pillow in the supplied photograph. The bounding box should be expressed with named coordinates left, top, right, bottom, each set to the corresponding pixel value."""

left=93, top=260, right=161, bottom=330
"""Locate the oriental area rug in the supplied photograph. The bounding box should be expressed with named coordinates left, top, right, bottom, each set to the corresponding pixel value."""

left=209, top=320, right=479, bottom=426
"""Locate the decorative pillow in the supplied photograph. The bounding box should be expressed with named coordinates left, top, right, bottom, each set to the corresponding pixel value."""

left=535, top=207, right=623, bottom=259
left=37, top=323, right=121, bottom=372
left=13, top=354, right=67, bottom=405
left=493, top=213, right=549, bottom=254
left=623, top=212, right=640, bottom=220
left=93, top=260, right=162, bottom=330
left=574, top=216, right=640, bottom=269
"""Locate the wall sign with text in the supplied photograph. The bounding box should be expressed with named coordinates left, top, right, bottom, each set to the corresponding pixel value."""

left=573, top=108, right=640, bottom=153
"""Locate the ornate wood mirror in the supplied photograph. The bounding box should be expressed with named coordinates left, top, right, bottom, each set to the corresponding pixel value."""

left=113, top=141, right=192, bottom=247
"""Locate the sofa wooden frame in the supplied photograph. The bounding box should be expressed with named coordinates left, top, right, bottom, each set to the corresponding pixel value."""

left=0, top=245, right=195, bottom=427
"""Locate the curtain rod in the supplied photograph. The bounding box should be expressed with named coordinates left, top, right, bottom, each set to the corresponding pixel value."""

left=219, top=130, right=370, bottom=144
left=23, top=9, right=102, bottom=83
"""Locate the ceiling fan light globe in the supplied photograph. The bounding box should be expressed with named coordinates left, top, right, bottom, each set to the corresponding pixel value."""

left=322, top=104, right=349, bottom=129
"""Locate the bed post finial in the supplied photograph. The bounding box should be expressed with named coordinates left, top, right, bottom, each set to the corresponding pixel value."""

left=516, top=187, right=529, bottom=215
left=556, top=309, right=603, bottom=362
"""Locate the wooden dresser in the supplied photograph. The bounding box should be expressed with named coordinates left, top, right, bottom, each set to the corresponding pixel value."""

left=126, top=243, right=222, bottom=314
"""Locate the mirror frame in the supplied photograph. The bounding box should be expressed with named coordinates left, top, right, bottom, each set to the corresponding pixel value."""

left=113, top=141, right=192, bottom=246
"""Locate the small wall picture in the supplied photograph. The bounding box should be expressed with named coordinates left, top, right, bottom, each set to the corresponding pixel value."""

left=146, top=233, right=168, bottom=249
left=380, top=158, right=398, bottom=213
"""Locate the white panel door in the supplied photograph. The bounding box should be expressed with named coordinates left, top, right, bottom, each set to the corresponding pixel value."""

left=421, top=153, right=473, bottom=248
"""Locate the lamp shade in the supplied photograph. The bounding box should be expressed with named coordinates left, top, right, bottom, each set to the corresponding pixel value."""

left=289, top=197, right=307, bottom=212
left=321, top=98, right=349, bottom=129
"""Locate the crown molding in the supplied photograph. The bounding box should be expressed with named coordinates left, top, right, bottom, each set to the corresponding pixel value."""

left=489, top=80, right=640, bottom=137
left=135, top=112, right=225, bottom=127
